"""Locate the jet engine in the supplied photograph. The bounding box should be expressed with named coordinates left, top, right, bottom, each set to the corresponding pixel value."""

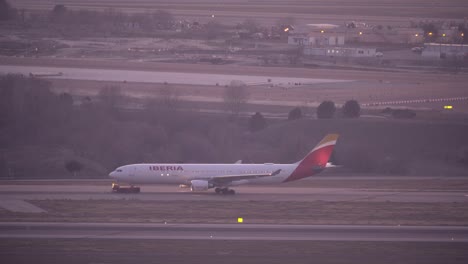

left=190, top=180, right=212, bottom=192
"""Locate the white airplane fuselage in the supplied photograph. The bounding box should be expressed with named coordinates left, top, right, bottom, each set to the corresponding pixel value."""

left=110, top=163, right=299, bottom=186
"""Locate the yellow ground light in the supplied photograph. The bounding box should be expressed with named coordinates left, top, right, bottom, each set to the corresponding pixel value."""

left=238, top=217, right=243, bottom=223
left=444, top=105, right=453, bottom=109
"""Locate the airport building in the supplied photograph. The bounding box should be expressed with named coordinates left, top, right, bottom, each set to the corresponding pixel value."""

left=288, top=24, right=345, bottom=47
left=422, top=43, right=468, bottom=59
left=289, top=23, right=382, bottom=58
left=303, top=46, right=377, bottom=57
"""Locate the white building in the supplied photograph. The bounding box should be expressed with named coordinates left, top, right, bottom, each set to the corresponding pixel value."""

left=304, top=47, right=377, bottom=57
left=288, top=33, right=345, bottom=46
left=422, top=43, right=468, bottom=59
left=288, top=23, right=345, bottom=47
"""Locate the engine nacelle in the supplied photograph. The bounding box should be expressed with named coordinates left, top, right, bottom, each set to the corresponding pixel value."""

left=190, top=180, right=212, bottom=192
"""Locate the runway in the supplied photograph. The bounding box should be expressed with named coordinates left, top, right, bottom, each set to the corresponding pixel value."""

left=0, top=65, right=352, bottom=86
left=0, top=184, right=467, bottom=203
left=1, top=222, right=468, bottom=242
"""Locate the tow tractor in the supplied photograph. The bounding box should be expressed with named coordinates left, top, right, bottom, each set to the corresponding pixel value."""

left=111, top=183, right=140, bottom=193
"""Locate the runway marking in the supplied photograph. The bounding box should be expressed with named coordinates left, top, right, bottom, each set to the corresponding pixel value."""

left=0, top=200, right=46, bottom=213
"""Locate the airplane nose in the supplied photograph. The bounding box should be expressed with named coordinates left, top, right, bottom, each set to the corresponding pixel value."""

left=109, top=171, right=115, bottom=178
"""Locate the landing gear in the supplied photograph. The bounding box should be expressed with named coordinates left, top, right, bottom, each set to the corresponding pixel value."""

left=215, top=187, right=235, bottom=195
left=111, top=183, right=140, bottom=193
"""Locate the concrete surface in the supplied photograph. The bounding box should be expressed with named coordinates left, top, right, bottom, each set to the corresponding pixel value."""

left=0, top=65, right=353, bottom=86
left=0, top=184, right=467, bottom=203
left=1, top=222, right=467, bottom=242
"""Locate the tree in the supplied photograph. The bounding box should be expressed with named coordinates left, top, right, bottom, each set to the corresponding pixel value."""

left=57, top=92, right=74, bottom=122
left=342, top=100, right=361, bottom=118
left=0, top=0, right=10, bottom=20
left=224, top=80, right=249, bottom=117
left=421, top=23, right=438, bottom=42
left=248, top=112, right=266, bottom=132
left=156, top=85, right=179, bottom=110
left=0, top=157, right=7, bottom=178
left=50, top=4, right=67, bottom=22
left=0, top=74, right=57, bottom=127
left=59, top=92, right=73, bottom=106
left=146, top=85, right=180, bottom=125
left=457, top=146, right=468, bottom=166
left=65, top=160, right=83, bottom=176
left=288, top=107, right=302, bottom=120
left=242, top=18, right=259, bottom=34
left=316, top=101, right=336, bottom=119
left=98, top=85, right=123, bottom=113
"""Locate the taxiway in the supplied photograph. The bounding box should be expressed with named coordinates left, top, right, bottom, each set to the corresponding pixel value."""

left=1, top=222, right=467, bottom=242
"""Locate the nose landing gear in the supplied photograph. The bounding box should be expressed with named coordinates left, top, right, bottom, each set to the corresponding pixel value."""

left=214, top=187, right=236, bottom=195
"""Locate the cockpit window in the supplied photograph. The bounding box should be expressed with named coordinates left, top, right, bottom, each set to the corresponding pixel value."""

left=117, top=169, right=123, bottom=172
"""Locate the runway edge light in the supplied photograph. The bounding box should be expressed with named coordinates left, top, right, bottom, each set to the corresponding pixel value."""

left=444, top=105, right=453, bottom=109
left=238, top=217, right=243, bottom=223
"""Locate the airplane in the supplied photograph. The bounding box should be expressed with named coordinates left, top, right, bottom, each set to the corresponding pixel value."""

left=109, top=134, right=339, bottom=194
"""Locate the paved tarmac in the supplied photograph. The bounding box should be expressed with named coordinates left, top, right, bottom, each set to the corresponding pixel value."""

left=0, top=65, right=352, bottom=86
left=1, top=222, right=467, bottom=242
left=0, top=184, right=466, bottom=203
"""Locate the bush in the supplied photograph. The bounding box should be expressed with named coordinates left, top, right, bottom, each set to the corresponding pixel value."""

left=342, top=100, right=360, bottom=118
left=224, top=81, right=249, bottom=117
left=65, top=160, right=83, bottom=176
left=392, top=109, right=416, bottom=119
left=288, top=107, right=302, bottom=120
left=317, top=101, right=336, bottom=119
left=0, top=158, right=7, bottom=178
left=248, top=112, right=267, bottom=132
left=0, top=0, right=14, bottom=21
left=457, top=146, right=468, bottom=166
left=381, top=107, right=393, bottom=114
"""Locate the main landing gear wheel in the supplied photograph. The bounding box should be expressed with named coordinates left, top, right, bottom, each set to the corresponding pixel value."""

left=215, top=188, right=235, bottom=195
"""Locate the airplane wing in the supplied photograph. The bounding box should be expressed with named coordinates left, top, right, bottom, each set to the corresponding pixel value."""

left=195, top=169, right=281, bottom=185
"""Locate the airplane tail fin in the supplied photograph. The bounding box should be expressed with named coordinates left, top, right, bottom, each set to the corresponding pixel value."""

left=284, top=134, right=339, bottom=182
